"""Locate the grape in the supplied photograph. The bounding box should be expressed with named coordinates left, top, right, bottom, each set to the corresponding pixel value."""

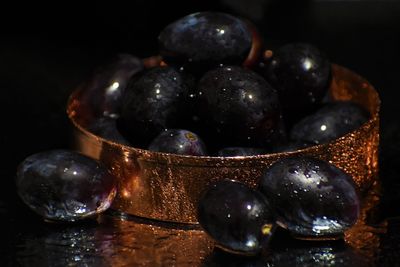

left=198, top=180, right=274, bottom=254
left=159, top=12, right=252, bottom=74
left=259, top=157, right=360, bottom=237
left=290, top=101, right=370, bottom=144
left=82, top=54, right=143, bottom=118
left=16, top=150, right=116, bottom=222
left=197, top=66, right=282, bottom=149
left=119, top=66, right=191, bottom=146
left=262, top=43, right=331, bottom=124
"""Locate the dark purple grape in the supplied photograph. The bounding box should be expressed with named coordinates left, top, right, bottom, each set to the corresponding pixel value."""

left=87, top=117, right=131, bottom=146
left=262, top=43, right=331, bottom=124
left=119, top=66, right=191, bottom=146
left=290, top=101, right=370, bottom=144
left=259, top=157, right=360, bottom=237
left=217, top=147, right=266, bottom=157
left=197, top=66, right=282, bottom=149
left=148, top=129, right=207, bottom=156
left=159, top=12, right=252, bottom=74
left=198, top=180, right=275, bottom=255
left=81, top=54, right=143, bottom=118
left=16, top=150, right=116, bottom=222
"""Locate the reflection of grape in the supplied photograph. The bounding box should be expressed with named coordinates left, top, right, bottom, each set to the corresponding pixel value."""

left=87, top=117, right=131, bottom=146
left=13, top=215, right=213, bottom=267
left=217, top=147, right=266, bottom=157
left=202, top=243, right=370, bottom=267
left=267, top=242, right=371, bottom=267
left=202, top=248, right=268, bottom=267
left=148, top=129, right=207, bottom=156
left=198, top=180, right=274, bottom=254
left=259, top=157, right=360, bottom=237
left=16, top=150, right=116, bottom=222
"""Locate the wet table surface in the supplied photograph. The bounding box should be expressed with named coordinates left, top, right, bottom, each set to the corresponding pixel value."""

left=1, top=1, right=400, bottom=266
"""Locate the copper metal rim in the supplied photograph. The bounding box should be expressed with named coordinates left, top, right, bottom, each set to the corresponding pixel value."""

left=67, top=63, right=380, bottom=224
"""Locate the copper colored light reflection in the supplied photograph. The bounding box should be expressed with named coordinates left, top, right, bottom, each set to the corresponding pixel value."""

left=102, top=215, right=214, bottom=266
left=67, top=63, right=380, bottom=224
left=345, top=180, right=386, bottom=259
left=14, top=213, right=213, bottom=267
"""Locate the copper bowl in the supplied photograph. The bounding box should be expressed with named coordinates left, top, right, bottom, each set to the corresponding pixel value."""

left=67, top=62, right=380, bottom=224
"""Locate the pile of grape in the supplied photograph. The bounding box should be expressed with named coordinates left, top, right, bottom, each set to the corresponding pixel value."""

left=16, top=12, right=367, bottom=254
left=83, top=12, right=369, bottom=156
left=198, top=157, right=360, bottom=255
left=82, top=11, right=369, bottom=254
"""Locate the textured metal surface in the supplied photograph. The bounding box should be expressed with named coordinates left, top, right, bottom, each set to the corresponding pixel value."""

left=67, top=63, right=380, bottom=224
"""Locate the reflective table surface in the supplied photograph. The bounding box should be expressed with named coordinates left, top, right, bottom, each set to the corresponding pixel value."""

left=1, top=1, right=400, bottom=266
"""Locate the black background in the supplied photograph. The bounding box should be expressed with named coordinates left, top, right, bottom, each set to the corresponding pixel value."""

left=1, top=1, right=400, bottom=265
